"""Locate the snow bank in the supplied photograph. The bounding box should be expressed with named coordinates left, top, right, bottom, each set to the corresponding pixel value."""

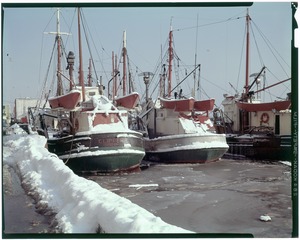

left=3, top=132, right=193, bottom=234
left=4, top=123, right=28, bottom=135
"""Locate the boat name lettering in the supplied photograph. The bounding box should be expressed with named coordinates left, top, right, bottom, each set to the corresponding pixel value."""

left=98, top=138, right=120, bottom=146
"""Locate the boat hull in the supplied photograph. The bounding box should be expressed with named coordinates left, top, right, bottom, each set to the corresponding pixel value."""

left=145, top=148, right=229, bottom=164
left=48, top=90, right=81, bottom=110
left=160, top=97, right=195, bottom=112
left=224, top=134, right=292, bottom=161
left=115, top=92, right=140, bottom=109
left=236, top=100, right=291, bottom=112
left=144, top=133, right=228, bottom=164
left=47, top=131, right=145, bottom=173
left=194, top=99, right=215, bottom=112
left=61, top=151, right=144, bottom=173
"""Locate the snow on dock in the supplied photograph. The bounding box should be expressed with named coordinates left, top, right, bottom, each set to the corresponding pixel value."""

left=3, top=125, right=193, bottom=234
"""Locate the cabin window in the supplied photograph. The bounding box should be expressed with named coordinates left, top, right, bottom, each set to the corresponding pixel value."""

left=275, top=115, right=280, bottom=134
left=89, top=92, right=95, bottom=96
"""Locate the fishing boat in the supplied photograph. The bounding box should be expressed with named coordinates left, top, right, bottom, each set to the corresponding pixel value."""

left=38, top=8, right=144, bottom=173
left=143, top=98, right=228, bottom=163
left=47, top=93, right=145, bottom=173
left=214, top=10, right=291, bottom=160
left=139, top=26, right=228, bottom=164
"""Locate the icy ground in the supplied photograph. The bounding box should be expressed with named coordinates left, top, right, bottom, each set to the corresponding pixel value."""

left=2, top=124, right=193, bottom=234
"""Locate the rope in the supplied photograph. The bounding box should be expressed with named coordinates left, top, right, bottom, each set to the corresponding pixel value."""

left=251, top=19, right=291, bottom=78
left=173, top=15, right=245, bottom=32
left=81, top=9, right=110, bottom=82
left=235, top=22, right=247, bottom=92
left=250, top=23, right=264, bottom=67
left=64, top=134, right=75, bottom=165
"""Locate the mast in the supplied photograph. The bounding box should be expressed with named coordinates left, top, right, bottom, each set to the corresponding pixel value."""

left=78, top=8, right=85, bottom=102
left=56, top=9, right=63, bottom=96
left=193, top=13, right=199, bottom=99
left=245, top=8, right=250, bottom=97
left=122, top=31, right=127, bottom=96
left=112, top=51, right=115, bottom=100
left=168, top=25, right=173, bottom=98
left=45, top=8, right=70, bottom=96
left=114, top=53, right=118, bottom=98
left=159, top=44, right=163, bottom=97
left=88, top=58, right=92, bottom=87
left=241, top=8, right=251, bottom=133
left=67, top=51, right=75, bottom=90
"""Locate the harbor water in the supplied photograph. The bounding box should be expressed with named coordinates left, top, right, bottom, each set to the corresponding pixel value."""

left=87, top=159, right=292, bottom=237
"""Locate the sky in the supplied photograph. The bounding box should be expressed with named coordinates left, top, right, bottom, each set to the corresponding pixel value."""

left=3, top=128, right=193, bottom=233
left=2, top=1, right=293, bottom=109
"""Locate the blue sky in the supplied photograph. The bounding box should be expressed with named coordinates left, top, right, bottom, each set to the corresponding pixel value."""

left=2, top=2, right=293, bottom=108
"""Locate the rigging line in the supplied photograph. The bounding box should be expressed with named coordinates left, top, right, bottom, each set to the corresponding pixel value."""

left=173, top=16, right=245, bottom=32
left=194, top=13, right=199, bottom=91
left=147, top=69, right=159, bottom=97
left=70, top=9, right=78, bottom=68
left=126, top=54, right=135, bottom=92
left=171, top=34, right=180, bottom=62
left=43, top=9, right=56, bottom=33
left=147, top=51, right=167, bottom=90
left=201, top=75, right=230, bottom=94
left=250, top=22, right=264, bottom=67
left=147, top=39, right=183, bottom=99
left=145, top=38, right=170, bottom=99
left=37, top=9, right=57, bottom=102
left=128, top=57, right=144, bottom=75
left=60, top=37, right=69, bottom=64
left=60, top=8, right=75, bottom=47
left=149, top=76, right=161, bottom=99
left=148, top=65, right=162, bottom=99
left=251, top=19, right=291, bottom=77
left=36, top=34, right=46, bottom=112
left=38, top=38, right=58, bottom=111
left=235, top=21, right=247, bottom=92
left=80, top=9, right=99, bottom=82
left=81, top=9, right=110, bottom=82
left=266, top=67, right=281, bottom=82
left=170, top=64, right=200, bottom=94
left=266, top=68, right=292, bottom=96
left=38, top=34, right=45, bottom=86
left=81, top=10, right=110, bottom=60
left=199, top=86, right=210, bottom=100
left=252, top=19, right=291, bottom=69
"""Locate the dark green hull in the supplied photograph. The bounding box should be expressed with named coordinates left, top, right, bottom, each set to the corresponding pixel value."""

left=144, top=133, right=229, bottom=164
left=225, top=134, right=292, bottom=161
left=47, top=131, right=145, bottom=173
left=146, top=148, right=229, bottom=164
left=64, top=150, right=145, bottom=173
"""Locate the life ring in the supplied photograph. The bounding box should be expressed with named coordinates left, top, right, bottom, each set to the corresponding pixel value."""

left=261, top=113, right=269, bottom=123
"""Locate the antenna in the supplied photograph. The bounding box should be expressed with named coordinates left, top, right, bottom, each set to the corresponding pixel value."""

left=44, top=8, right=71, bottom=37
